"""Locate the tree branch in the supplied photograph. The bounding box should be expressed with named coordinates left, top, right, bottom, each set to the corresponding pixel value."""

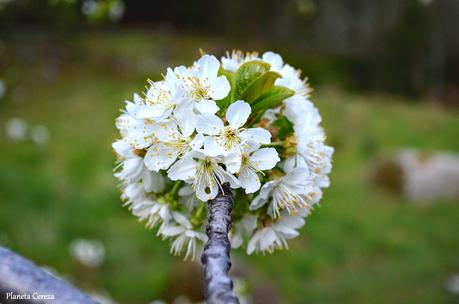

left=0, top=246, right=96, bottom=304
left=201, top=183, right=239, bottom=304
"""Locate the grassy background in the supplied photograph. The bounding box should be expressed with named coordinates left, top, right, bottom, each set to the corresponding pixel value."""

left=1, top=31, right=459, bottom=304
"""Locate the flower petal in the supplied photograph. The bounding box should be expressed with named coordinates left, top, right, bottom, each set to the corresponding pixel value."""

left=250, top=148, right=280, bottom=171
left=153, top=120, right=179, bottom=142
left=174, top=103, right=197, bottom=136
left=260, top=228, right=278, bottom=250
left=195, top=180, right=218, bottom=201
left=136, top=104, right=172, bottom=121
left=209, top=75, right=231, bottom=100
left=249, top=180, right=277, bottom=211
left=277, top=215, right=305, bottom=230
left=247, top=230, right=262, bottom=255
left=241, top=215, right=257, bottom=235
left=226, top=100, right=251, bottom=129
left=231, top=231, right=243, bottom=249
left=276, top=226, right=299, bottom=239
left=190, top=133, right=204, bottom=150
left=283, top=167, right=310, bottom=186
left=283, top=154, right=308, bottom=173
left=161, top=225, right=185, bottom=237
left=144, top=143, right=179, bottom=171
left=241, top=128, right=271, bottom=145
left=142, top=171, right=166, bottom=193
left=223, top=170, right=241, bottom=189
left=262, top=51, right=284, bottom=71
left=112, top=139, right=134, bottom=158
left=167, top=156, right=197, bottom=181
left=204, top=136, right=226, bottom=157
left=250, top=193, right=268, bottom=210
left=197, top=54, right=220, bottom=80
left=196, top=113, right=224, bottom=135
left=172, top=211, right=192, bottom=228
left=195, top=99, right=219, bottom=114
left=224, top=151, right=242, bottom=173
left=239, top=167, right=261, bottom=194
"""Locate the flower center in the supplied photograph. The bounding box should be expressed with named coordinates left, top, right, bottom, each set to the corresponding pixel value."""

left=222, top=127, right=242, bottom=150
left=145, top=83, right=171, bottom=105
left=168, top=137, right=190, bottom=155
left=188, top=77, right=209, bottom=100
left=272, top=183, right=309, bottom=217
left=193, top=157, right=225, bottom=193
left=241, top=154, right=261, bottom=175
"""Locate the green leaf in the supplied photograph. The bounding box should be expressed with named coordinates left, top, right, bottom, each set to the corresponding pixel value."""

left=242, top=71, right=282, bottom=103
left=249, top=86, right=295, bottom=124
left=251, top=86, right=294, bottom=113
left=218, top=67, right=234, bottom=84
left=232, top=61, right=270, bottom=101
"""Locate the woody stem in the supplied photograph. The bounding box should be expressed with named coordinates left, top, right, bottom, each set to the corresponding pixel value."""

left=201, top=183, right=239, bottom=304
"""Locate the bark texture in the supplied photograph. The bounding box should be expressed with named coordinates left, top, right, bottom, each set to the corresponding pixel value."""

left=0, top=246, right=96, bottom=304
left=201, top=183, right=240, bottom=304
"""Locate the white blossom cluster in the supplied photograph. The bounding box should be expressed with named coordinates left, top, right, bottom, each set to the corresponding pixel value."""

left=113, top=51, right=333, bottom=259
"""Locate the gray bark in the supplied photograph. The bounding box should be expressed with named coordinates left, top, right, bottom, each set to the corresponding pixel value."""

left=0, top=246, right=97, bottom=304
left=201, top=183, right=239, bottom=304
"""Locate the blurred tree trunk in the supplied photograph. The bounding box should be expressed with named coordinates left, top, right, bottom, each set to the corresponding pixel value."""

left=0, top=247, right=96, bottom=304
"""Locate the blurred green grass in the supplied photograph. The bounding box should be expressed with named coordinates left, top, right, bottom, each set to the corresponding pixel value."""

left=0, top=31, right=458, bottom=304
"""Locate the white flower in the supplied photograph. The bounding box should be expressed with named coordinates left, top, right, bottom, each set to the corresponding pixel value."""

left=176, top=54, right=230, bottom=103
left=113, top=51, right=333, bottom=257
left=262, top=52, right=284, bottom=72
left=238, top=147, right=280, bottom=194
left=69, top=239, right=105, bottom=268
left=178, top=186, right=201, bottom=211
left=247, top=212, right=307, bottom=254
left=446, top=274, right=459, bottom=295
left=137, top=78, right=177, bottom=122
left=160, top=212, right=207, bottom=260
left=198, top=100, right=272, bottom=171
left=5, top=118, right=27, bottom=141
left=231, top=214, right=257, bottom=249
left=171, top=55, right=230, bottom=135
left=292, top=126, right=334, bottom=188
left=283, top=95, right=320, bottom=127
left=113, top=139, right=144, bottom=181
left=117, top=77, right=183, bottom=148
left=115, top=96, right=157, bottom=149
left=113, top=139, right=166, bottom=192
left=261, top=107, right=281, bottom=122
left=130, top=199, right=172, bottom=231
left=30, top=125, right=49, bottom=145
left=121, top=182, right=146, bottom=204
left=168, top=151, right=239, bottom=201
left=144, top=119, right=203, bottom=172
left=221, top=50, right=260, bottom=72
left=262, top=52, right=311, bottom=96
left=250, top=167, right=315, bottom=218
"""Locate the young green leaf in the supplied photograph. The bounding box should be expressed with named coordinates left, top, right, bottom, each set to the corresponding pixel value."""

left=232, top=61, right=270, bottom=101
left=251, top=86, right=294, bottom=113
left=242, top=71, right=282, bottom=103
